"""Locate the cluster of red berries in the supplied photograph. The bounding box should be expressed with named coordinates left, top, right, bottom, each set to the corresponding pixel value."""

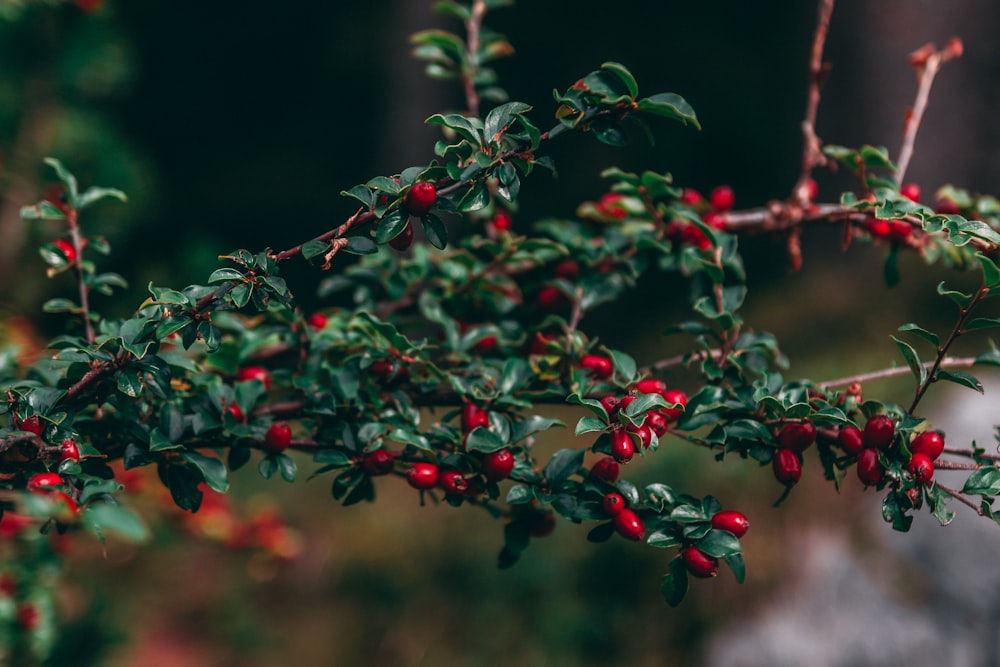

left=387, top=181, right=438, bottom=252
left=837, top=416, right=942, bottom=488
left=666, top=185, right=735, bottom=250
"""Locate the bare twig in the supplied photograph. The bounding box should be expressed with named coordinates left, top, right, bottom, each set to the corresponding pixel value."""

left=66, top=208, right=95, bottom=344
left=791, top=0, right=835, bottom=206
left=817, top=355, right=977, bottom=390
left=937, top=481, right=985, bottom=516
left=463, top=0, right=488, bottom=117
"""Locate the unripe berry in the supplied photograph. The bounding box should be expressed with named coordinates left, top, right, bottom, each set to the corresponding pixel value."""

left=645, top=411, right=669, bottom=437
left=363, top=449, right=395, bottom=476
left=772, top=449, right=802, bottom=486
left=439, top=470, right=468, bottom=495
left=404, top=181, right=437, bottom=217
left=681, top=546, right=719, bottom=578
left=580, top=354, right=613, bottom=379
left=863, top=415, right=895, bottom=450
left=900, top=182, right=921, bottom=202
left=602, top=492, right=625, bottom=516
left=54, top=238, right=77, bottom=263
left=910, top=430, right=945, bottom=461
left=264, top=421, right=292, bottom=454
left=908, top=453, right=934, bottom=484
left=461, top=403, right=490, bottom=433
left=711, top=510, right=750, bottom=538
left=857, top=448, right=883, bottom=486
left=660, top=389, right=687, bottom=422
left=838, top=425, right=865, bottom=455
left=589, top=456, right=620, bottom=483
left=709, top=185, right=735, bottom=211
left=59, top=438, right=80, bottom=462
left=776, top=421, right=816, bottom=452
left=613, top=508, right=645, bottom=540
left=27, top=472, right=63, bottom=493
left=610, top=430, right=635, bottom=464
left=236, top=366, right=272, bottom=389
left=482, top=449, right=515, bottom=481
left=388, top=221, right=414, bottom=251
left=407, top=463, right=439, bottom=490
left=636, top=378, right=667, bottom=396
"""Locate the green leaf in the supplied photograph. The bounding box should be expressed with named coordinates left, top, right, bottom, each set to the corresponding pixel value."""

left=276, top=453, right=297, bottom=482
left=882, top=492, right=913, bottom=532
left=637, top=93, right=700, bottom=129
left=464, top=427, right=507, bottom=453
left=42, top=298, right=80, bottom=314
left=661, top=557, right=689, bottom=607
left=964, top=317, right=1000, bottom=332
left=891, top=336, right=926, bottom=385
left=182, top=452, right=229, bottom=492
left=230, top=283, right=253, bottom=309
left=725, top=553, right=746, bottom=583
left=697, top=529, right=742, bottom=558
left=341, top=184, right=375, bottom=208
left=344, top=236, right=378, bottom=255
left=937, top=281, right=973, bottom=309
left=375, top=210, right=408, bottom=244
left=936, top=369, right=984, bottom=393
left=484, top=101, right=532, bottom=142
left=884, top=245, right=900, bottom=287
left=601, top=62, right=638, bottom=97
left=543, top=448, right=584, bottom=484
left=302, top=240, right=330, bottom=260
left=458, top=181, right=489, bottom=212
left=258, top=456, right=278, bottom=480
left=44, top=157, right=79, bottom=203
left=575, top=416, right=606, bottom=436
left=963, top=467, right=1000, bottom=496
left=83, top=503, right=150, bottom=543
left=898, top=323, right=939, bottom=347
left=76, top=186, right=127, bottom=210
left=608, top=349, right=637, bottom=382
left=208, top=268, right=245, bottom=283
left=646, top=530, right=681, bottom=549
left=421, top=213, right=448, bottom=250
left=505, top=484, right=534, bottom=504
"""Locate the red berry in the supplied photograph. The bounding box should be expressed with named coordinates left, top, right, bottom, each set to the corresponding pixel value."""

left=900, top=182, right=921, bottom=202
left=59, top=438, right=80, bottom=462
left=681, top=546, right=719, bottom=578
left=50, top=491, right=79, bottom=518
left=636, top=378, right=667, bottom=396
left=74, top=0, right=103, bottom=11
left=535, top=285, right=564, bottom=310
left=388, top=221, right=414, bottom=251
left=838, top=425, right=865, bottom=456
left=223, top=402, right=245, bottom=422
left=602, top=492, right=625, bottom=516
left=805, top=178, right=818, bottom=200
left=711, top=510, right=750, bottom=538
left=629, top=423, right=653, bottom=449
left=526, top=511, right=556, bottom=537
left=908, top=453, right=934, bottom=484
left=887, top=220, right=912, bottom=241
left=404, top=181, right=437, bottom=217
left=264, top=421, right=292, bottom=454
left=597, top=193, right=627, bottom=219
left=439, top=470, right=468, bottom=495
left=681, top=223, right=712, bottom=250
left=370, top=358, right=395, bottom=378
left=680, top=188, right=703, bottom=206
left=529, top=332, right=557, bottom=354
left=363, top=449, right=395, bottom=476
left=16, top=604, right=40, bottom=630
left=857, top=448, right=883, bottom=486
left=236, top=366, right=272, bottom=389
left=645, top=411, right=669, bottom=437
left=306, top=312, right=328, bottom=330
left=0, top=573, right=17, bottom=597
left=492, top=210, right=512, bottom=231
left=555, top=259, right=579, bottom=280
left=54, top=238, right=77, bottom=264
left=461, top=403, right=490, bottom=433
left=703, top=211, right=727, bottom=231
left=598, top=395, right=621, bottom=418
left=407, top=463, right=439, bottom=490
left=589, top=456, right=620, bottom=483
left=709, top=185, right=735, bottom=211
left=20, top=415, right=43, bottom=436
left=482, top=449, right=515, bottom=481
left=27, top=472, right=63, bottom=493
left=610, top=430, right=635, bottom=464
left=472, top=335, right=498, bottom=353
left=772, top=449, right=802, bottom=486
left=660, top=389, right=688, bottom=422
left=776, top=421, right=816, bottom=453
left=910, top=431, right=945, bottom=461
left=613, top=508, right=645, bottom=540
left=580, top=354, right=613, bottom=379
left=867, top=217, right=891, bottom=238
left=863, top=415, right=895, bottom=450
left=935, top=198, right=961, bottom=215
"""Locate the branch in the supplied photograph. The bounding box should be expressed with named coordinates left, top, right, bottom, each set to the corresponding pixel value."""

left=462, top=0, right=488, bottom=117
left=817, top=355, right=977, bottom=390
left=937, top=481, right=985, bottom=516
left=66, top=209, right=95, bottom=344
left=791, top=0, right=834, bottom=206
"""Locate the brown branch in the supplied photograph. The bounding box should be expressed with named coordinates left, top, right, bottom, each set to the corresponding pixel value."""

left=463, top=0, right=488, bottom=118
left=896, top=38, right=963, bottom=184
left=66, top=208, right=95, bottom=344
left=791, top=0, right=835, bottom=206
left=272, top=207, right=368, bottom=262
left=937, top=481, right=985, bottom=516
left=817, top=355, right=977, bottom=390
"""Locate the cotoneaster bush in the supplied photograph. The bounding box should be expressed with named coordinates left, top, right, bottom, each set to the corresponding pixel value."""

left=1, top=0, right=1000, bottom=662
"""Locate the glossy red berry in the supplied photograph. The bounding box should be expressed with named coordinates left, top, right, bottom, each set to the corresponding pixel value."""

left=636, top=378, right=667, bottom=396
left=50, top=491, right=79, bottom=518
left=20, top=415, right=43, bottom=436
left=613, top=508, right=645, bottom=540
left=461, top=403, right=490, bottom=433
left=54, top=238, right=77, bottom=264
left=603, top=492, right=625, bottom=516
left=680, top=188, right=703, bottom=206
left=805, top=178, right=818, bottom=200
left=589, top=456, right=620, bottom=483
left=439, top=470, right=468, bottom=495
left=27, top=472, right=63, bottom=493
left=535, top=285, right=564, bottom=310
left=645, top=411, right=669, bottom=437
left=306, top=312, right=328, bottom=330
left=363, top=449, right=395, bottom=476
left=59, top=438, right=80, bottom=462
left=370, top=358, right=395, bottom=378
left=772, top=449, right=802, bottom=486
left=838, top=425, right=865, bottom=455
left=908, top=453, right=934, bottom=484
left=660, top=389, right=688, bottom=422
left=910, top=431, right=945, bottom=461
left=492, top=210, right=512, bottom=231
left=867, top=217, right=891, bottom=238
left=681, top=546, right=719, bottom=578
left=482, top=449, right=515, bottom=481
left=223, top=402, right=245, bottom=422
left=236, top=366, right=272, bottom=389
left=776, top=421, right=816, bottom=453
left=887, top=220, right=912, bottom=241
left=407, top=463, right=439, bottom=490
left=404, top=181, right=437, bottom=217
left=709, top=185, right=735, bottom=211
left=711, top=510, right=750, bottom=538
left=629, top=423, right=653, bottom=449
left=598, top=395, right=620, bottom=418
left=900, top=182, right=921, bottom=202
left=610, top=430, right=635, bottom=464
left=597, top=193, right=627, bottom=219
left=857, top=448, right=883, bottom=486
left=580, top=354, right=613, bottom=379
left=388, top=221, right=414, bottom=251
left=264, top=421, right=292, bottom=453
left=863, top=415, right=895, bottom=451
left=935, top=198, right=960, bottom=215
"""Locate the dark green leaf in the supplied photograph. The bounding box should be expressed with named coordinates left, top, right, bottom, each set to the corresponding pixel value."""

left=962, top=467, right=1000, bottom=496
left=375, top=210, right=408, bottom=244
left=182, top=451, right=229, bottom=492
left=575, top=416, right=606, bottom=435
left=421, top=213, right=448, bottom=249
left=891, top=336, right=926, bottom=385
left=936, top=369, right=984, bottom=393
left=661, top=557, right=689, bottom=607
left=464, top=427, right=507, bottom=453
left=898, top=323, right=940, bottom=347
left=697, top=528, right=742, bottom=558
left=543, top=448, right=584, bottom=484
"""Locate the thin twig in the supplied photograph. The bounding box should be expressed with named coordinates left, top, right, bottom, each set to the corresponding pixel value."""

left=791, top=0, right=835, bottom=206
left=66, top=209, right=94, bottom=344
left=463, top=0, right=488, bottom=118
left=937, top=481, right=985, bottom=516
left=817, top=356, right=977, bottom=390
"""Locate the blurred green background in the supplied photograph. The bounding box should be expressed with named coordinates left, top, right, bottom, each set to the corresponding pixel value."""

left=2, top=1, right=999, bottom=665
